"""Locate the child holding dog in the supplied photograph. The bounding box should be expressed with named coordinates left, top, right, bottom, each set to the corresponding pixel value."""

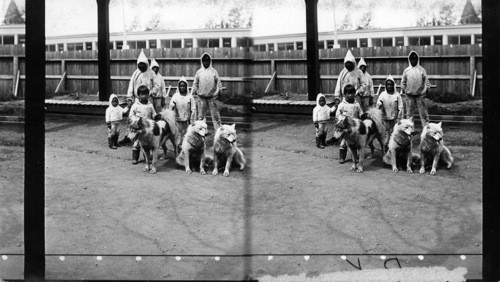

left=105, top=94, right=130, bottom=149
left=401, top=50, right=431, bottom=126
left=376, top=75, right=403, bottom=151
left=357, top=58, right=375, bottom=112
left=170, top=76, right=197, bottom=153
left=313, top=93, right=337, bottom=149
left=336, top=84, right=363, bottom=163
left=334, top=50, right=365, bottom=102
left=119, top=50, right=160, bottom=145
left=192, top=52, right=223, bottom=131
left=129, top=85, right=157, bottom=165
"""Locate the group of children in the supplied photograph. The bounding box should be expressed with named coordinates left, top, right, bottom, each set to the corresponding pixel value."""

left=313, top=49, right=431, bottom=163
left=105, top=50, right=223, bottom=165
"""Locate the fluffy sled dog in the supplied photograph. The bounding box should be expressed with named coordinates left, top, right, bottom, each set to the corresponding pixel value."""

left=383, top=118, right=420, bottom=173
left=333, top=108, right=385, bottom=172
left=176, top=120, right=209, bottom=174
left=419, top=122, right=453, bottom=175
left=128, top=109, right=178, bottom=174
left=212, top=124, right=246, bottom=177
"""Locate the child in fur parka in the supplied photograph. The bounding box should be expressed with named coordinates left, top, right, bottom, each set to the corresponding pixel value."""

left=336, top=84, right=363, bottom=163
left=105, top=94, right=130, bottom=149
left=313, top=93, right=337, bottom=149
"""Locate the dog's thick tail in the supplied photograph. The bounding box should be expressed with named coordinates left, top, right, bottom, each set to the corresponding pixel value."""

left=158, top=109, right=179, bottom=138
left=365, top=108, right=385, bottom=135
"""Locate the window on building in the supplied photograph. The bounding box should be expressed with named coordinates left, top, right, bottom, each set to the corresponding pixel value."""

left=360, top=38, right=368, bottom=47
left=149, top=39, right=157, bottom=49
left=371, top=38, right=382, bottom=47
left=57, top=43, right=64, bottom=51
left=395, top=37, right=404, bottom=46
left=326, top=40, right=334, bottom=49
left=474, top=34, right=482, bottom=44
left=171, top=39, right=181, bottom=48
left=222, top=37, right=232, bottom=47
left=347, top=39, right=357, bottom=48
left=317, top=41, right=325, bottom=49
left=18, top=34, right=25, bottom=45
left=408, top=36, right=430, bottom=46
left=448, top=35, right=459, bottom=45
left=278, top=42, right=294, bottom=51
left=46, top=44, right=56, bottom=52
left=184, top=39, right=193, bottom=48
left=137, top=40, right=146, bottom=49
left=296, top=41, right=303, bottom=50
left=85, top=42, right=93, bottom=50
left=237, top=37, right=252, bottom=47
left=253, top=44, right=266, bottom=51
left=67, top=43, right=84, bottom=51
left=197, top=39, right=208, bottom=48
left=208, top=38, right=220, bottom=48
left=268, top=43, right=274, bottom=51
left=338, top=40, right=347, bottom=48
left=382, top=38, right=393, bottom=47
left=116, top=41, right=123, bottom=50
left=3, top=35, right=14, bottom=45
left=460, top=35, right=471, bottom=45
left=434, top=35, right=443, bottom=45
left=161, top=40, right=171, bottom=48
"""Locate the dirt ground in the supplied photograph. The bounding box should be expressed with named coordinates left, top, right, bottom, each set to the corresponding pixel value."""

left=0, top=116, right=482, bottom=280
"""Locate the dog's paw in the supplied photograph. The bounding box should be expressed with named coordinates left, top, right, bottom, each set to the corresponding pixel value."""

left=356, top=167, right=363, bottom=173
left=200, top=170, right=206, bottom=175
left=143, top=166, right=150, bottom=172
left=430, top=168, right=437, bottom=175
left=392, top=167, right=399, bottom=173
left=186, top=169, right=192, bottom=174
left=239, top=164, right=245, bottom=171
left=223, top=170, right=230, bottom=177
left=407, top=168, right=413, bottom=174
left=150, top=167, right=157, bottom=174
left=212, top=169, right=218, bottom=176
left=446, top=162, right=452, bottom=169
left=350, top=165, right=356, bottom=171
left=419, top=168, right=426, bottom=174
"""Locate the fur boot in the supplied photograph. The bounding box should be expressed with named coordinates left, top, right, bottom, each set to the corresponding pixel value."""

left=339, top=147, right=347, bottom=164
left=321, top=135, right=327, bottom=147
left=108, top=137, right=117, bottom=149
left=113, top=133, right=121, bottom=147
left=316, top=137, right=324, bottom=149
left=132, top=148, right=140, bottom=165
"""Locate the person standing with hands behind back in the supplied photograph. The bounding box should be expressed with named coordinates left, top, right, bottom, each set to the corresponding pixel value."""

left=401, top=50, right=431, bottom=126
left=192, top=52, right=223, bottom=131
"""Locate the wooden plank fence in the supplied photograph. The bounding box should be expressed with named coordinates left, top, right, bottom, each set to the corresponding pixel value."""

left=0, top=44, right=482, bottom=100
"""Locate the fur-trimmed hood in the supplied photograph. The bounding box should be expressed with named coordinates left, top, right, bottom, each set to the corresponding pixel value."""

left=177, top=76, right=189, bottom=90
left=150, top=58, right=159, bottom=69
left=316, top=93, right=326, bottom=106
left=385, top=74, right=396, bottom=85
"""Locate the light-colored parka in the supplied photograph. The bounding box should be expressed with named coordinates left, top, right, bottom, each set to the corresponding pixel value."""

left=126, top=50, right=161, bottom=102
left=357, top=58, right=374, bottom=98
left=192, top=52, right=223, bottom=98
left=334, top=50, right=365, bottom=98
left=169, top=76, right=197, bottom=123
left=105, top=94, right=129, bottom=123
left=376, top=75, right=403, bottom=120
left=401, top=50, right=431, bottom=96
left=150, top=58, right=167, bottom=99
left=312, top=93, right=336, bottom=123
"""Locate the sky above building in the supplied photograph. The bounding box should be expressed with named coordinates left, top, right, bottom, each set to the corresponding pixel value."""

left=0, top=0, right=482, bottom=37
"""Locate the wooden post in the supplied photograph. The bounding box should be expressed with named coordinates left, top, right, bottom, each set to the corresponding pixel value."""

left=270, top=59, right=276, bottom=92
left=97, top=0, right=111, bottom=101
left=25, top=0, right=45, bottom=279
left=305, top=0, right=320, bottom=101
left=469, top=55, right=475, bottom=95
left=12, top=56, right=18, bottom=94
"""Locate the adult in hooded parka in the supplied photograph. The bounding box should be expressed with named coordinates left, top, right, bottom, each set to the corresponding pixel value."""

left=334, top=50, right=366, bottom=102
left=150, top=58, right=167, bottom=113
left=356, top=58, right=375, bottom=112
left=401, top=50, right=431, bottom=126
left=192, top=52, right=223, bottom=131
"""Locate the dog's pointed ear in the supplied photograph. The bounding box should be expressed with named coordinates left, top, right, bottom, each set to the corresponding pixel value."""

left=408, top=117, right=414, bottom=122
left=231, top=124, right=236, bottom=130
left=343, top=116, right=350, bottom=125
left=437, top=122, right=442, bottom=128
